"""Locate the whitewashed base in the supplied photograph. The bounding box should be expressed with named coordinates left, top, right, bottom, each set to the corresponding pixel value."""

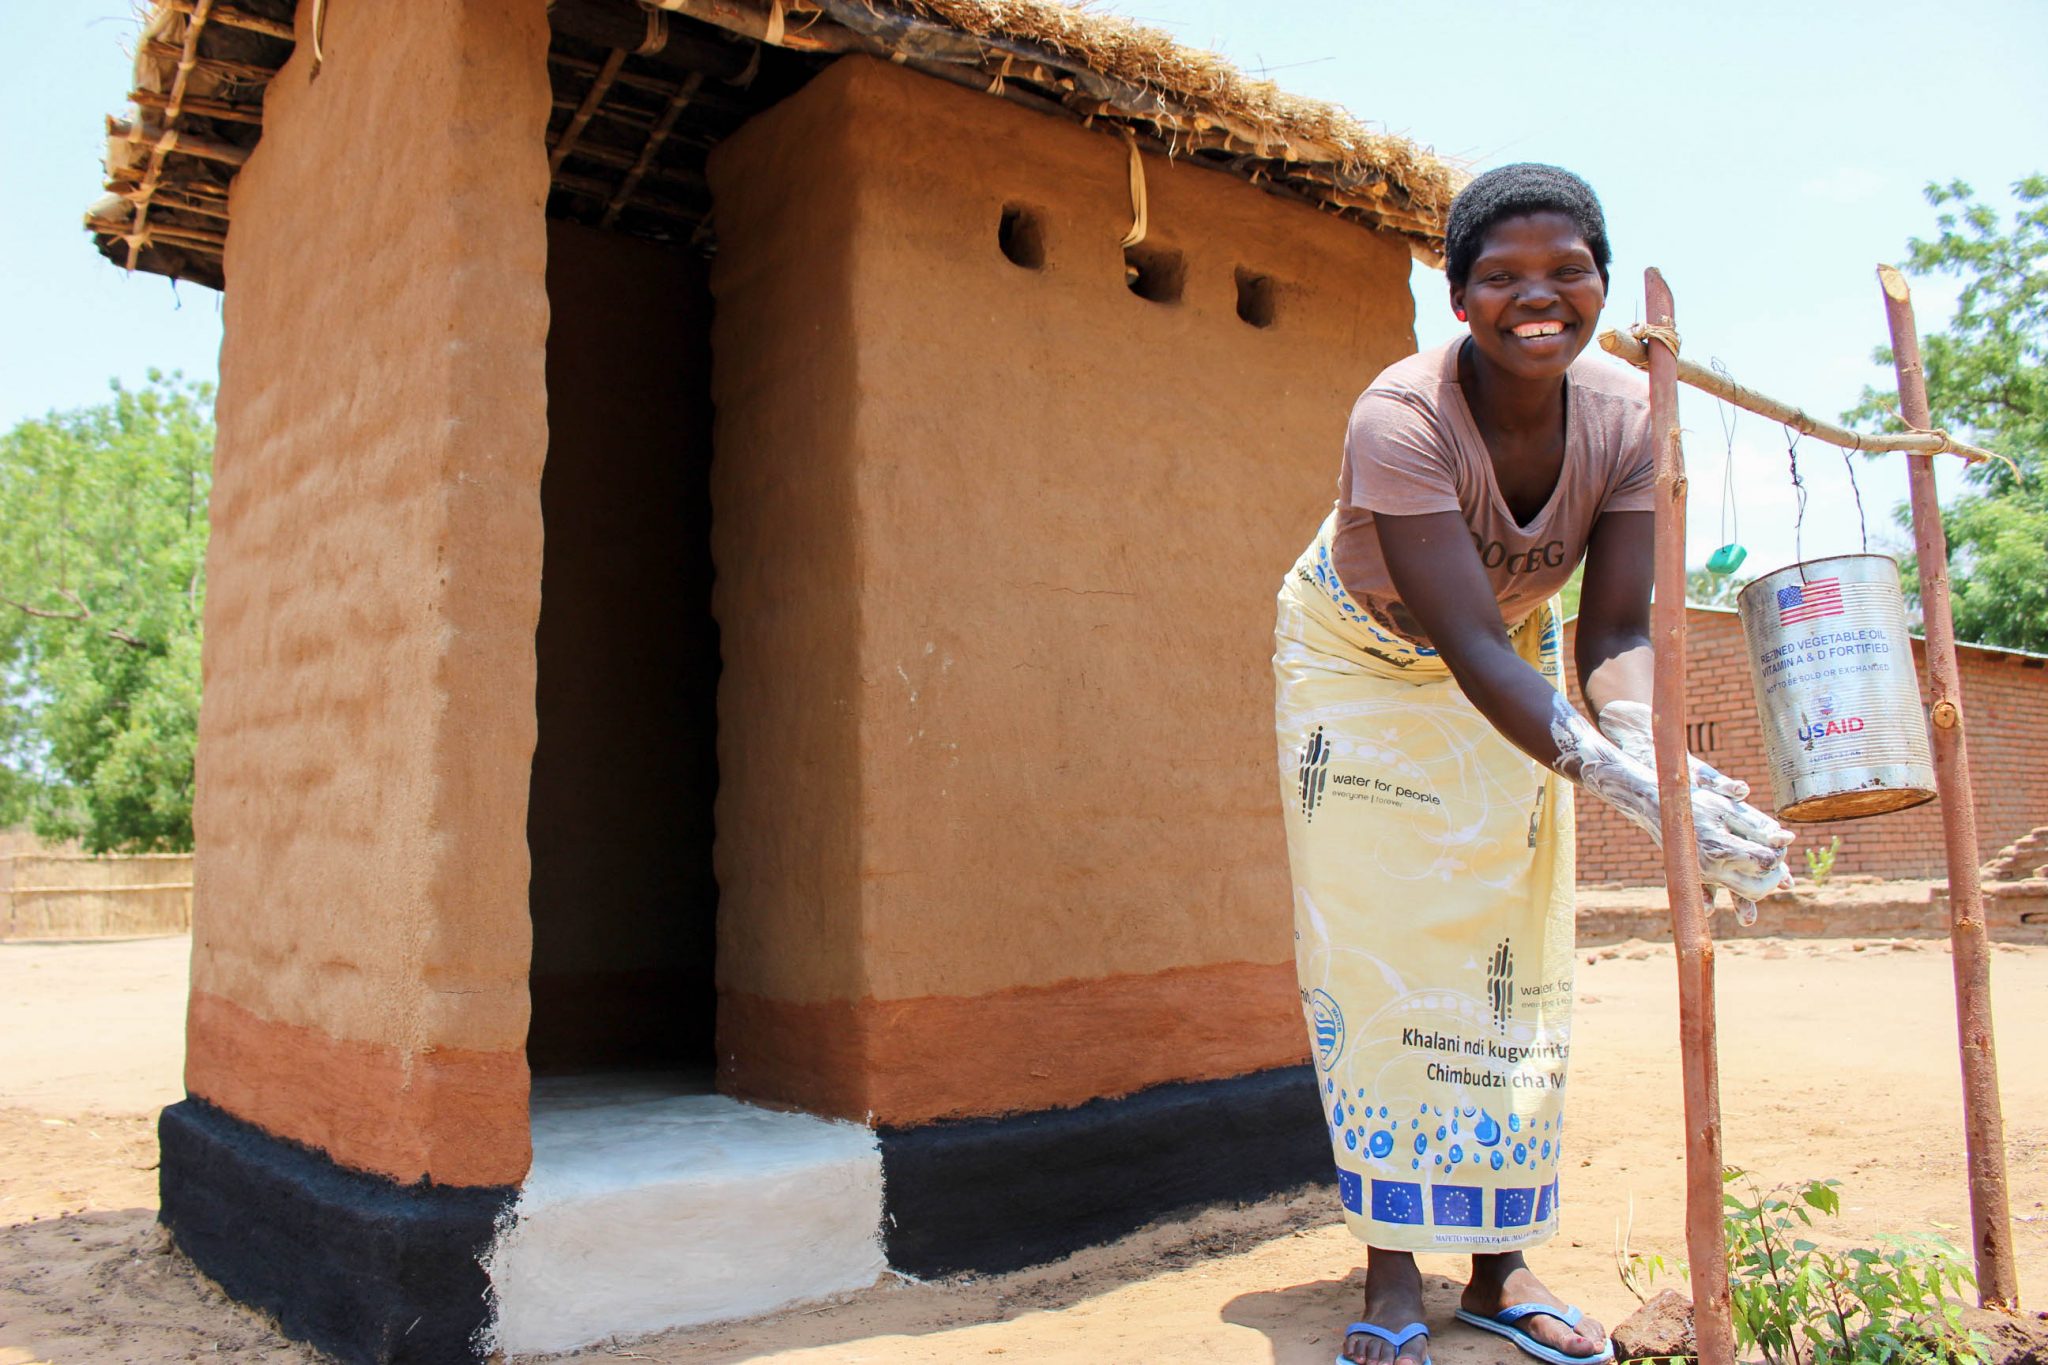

left=483, top=1076, right=885, bottom=1357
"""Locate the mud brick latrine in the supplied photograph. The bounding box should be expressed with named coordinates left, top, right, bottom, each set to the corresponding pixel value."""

left=1562, top=606, right=2048, bottom=885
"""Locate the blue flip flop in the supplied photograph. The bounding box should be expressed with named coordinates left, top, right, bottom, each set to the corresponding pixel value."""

left=1453, top=1303, right=1614, bottom=1365
left=1335, top=1320, right=1432, bottom=1365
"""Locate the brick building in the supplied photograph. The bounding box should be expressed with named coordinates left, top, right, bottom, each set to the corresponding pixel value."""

left=1563, top=605, right=2048, bottom=885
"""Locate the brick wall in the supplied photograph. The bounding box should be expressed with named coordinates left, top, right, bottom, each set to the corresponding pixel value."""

left=1563, top=607, right=2048, bottom=885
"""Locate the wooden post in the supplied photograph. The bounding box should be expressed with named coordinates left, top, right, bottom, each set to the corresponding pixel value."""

left=1879, top=264, right=2020, bottom=1310
left=1644, top=269, right=1737, bottom=1364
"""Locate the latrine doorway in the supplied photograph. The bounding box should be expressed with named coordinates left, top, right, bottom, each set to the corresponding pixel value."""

left=521, top=2, right=828, bottom=1085
left=525, top=219, right=721, bottom=1080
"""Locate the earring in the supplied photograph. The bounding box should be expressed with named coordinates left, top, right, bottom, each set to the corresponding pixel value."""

left=1454, top=308, right=1467, bottom=321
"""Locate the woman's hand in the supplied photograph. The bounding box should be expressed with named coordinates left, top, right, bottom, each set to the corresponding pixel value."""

left=1552, top=697, right=1794, bottom=913
left=1595, top=699, right=1751, bottom=801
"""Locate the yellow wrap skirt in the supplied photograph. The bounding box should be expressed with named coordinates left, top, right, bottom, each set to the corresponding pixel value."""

left=1273, top=512, right=1577, bottom=1252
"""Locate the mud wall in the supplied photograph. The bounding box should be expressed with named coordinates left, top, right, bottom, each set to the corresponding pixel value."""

left=1565, top=607, right=2048, bottom=884
left=707, top=57, right=1415, bottom=1125
left=527, top=221, right=719, bottom=1074
left=188, top=0, right=550, bottom=1186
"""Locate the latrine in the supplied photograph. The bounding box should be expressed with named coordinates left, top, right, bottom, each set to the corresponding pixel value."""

left=87, top=1, right=1458, bottom=1359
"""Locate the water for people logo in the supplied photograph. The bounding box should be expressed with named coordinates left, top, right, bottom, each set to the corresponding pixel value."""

left=1298, top=726, right=1331, bottom=820
left=1486, top=938, right=1515, bottom=1032
left=1311, top=988, right=1345, bottom=1070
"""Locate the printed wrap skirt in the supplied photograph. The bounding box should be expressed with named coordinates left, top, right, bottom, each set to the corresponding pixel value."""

left=1273, top=511, right=1577, bottom=1252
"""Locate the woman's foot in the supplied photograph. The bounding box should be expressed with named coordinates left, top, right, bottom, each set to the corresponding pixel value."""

left=1461, top=1252, right=1606, bottom=1360
left=1341, top=1249, right=1431, bottom=1364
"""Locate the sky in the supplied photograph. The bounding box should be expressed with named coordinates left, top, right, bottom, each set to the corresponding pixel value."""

left=5, top=1, right=2046, bottom=577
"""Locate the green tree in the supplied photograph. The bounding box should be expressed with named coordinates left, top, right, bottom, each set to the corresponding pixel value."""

left=1847, top=175, right=2048, bottom=652
left=1687, top=566, right=1749, bottom=609
left=0, top=374, right=212, bottom=851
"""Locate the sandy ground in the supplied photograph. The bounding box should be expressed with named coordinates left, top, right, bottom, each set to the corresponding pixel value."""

left=2, top=929, right=2046, bottom=1364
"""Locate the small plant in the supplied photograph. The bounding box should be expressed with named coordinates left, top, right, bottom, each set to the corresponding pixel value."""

left=1721, top=1170, right=1992, bottom=1364
left=1804, top=836, right=1842, bottom=886
left=1615, top=1193, right=1686, bottom=1305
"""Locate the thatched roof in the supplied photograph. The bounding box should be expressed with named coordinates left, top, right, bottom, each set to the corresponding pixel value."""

left=88, top=0, right=1463, bottom=289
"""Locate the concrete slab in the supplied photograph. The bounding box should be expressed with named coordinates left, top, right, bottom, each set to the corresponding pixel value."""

left=484, top=1076, right=886, bottom=1356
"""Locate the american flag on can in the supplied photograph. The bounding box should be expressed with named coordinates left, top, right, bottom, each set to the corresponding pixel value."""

left=1777, top=577, right=1844, bottom=625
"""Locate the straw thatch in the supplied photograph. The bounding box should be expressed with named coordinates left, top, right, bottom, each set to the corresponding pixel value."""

left=828, top=0, right=1460, bottom=229
left=87, top=0, right=290, bottom=288
left=87, top=0, right=1463, bottom=288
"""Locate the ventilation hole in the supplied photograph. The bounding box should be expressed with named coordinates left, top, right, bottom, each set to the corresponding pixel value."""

left=998, top=204, right=1045, bottom=270
left=1123, top=244, right=1184, bottom=304
left=1235, top=268, right=1277, bottom=327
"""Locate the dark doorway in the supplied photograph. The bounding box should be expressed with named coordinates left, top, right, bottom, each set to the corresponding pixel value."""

left=525, top=219, right=720, bottom=1075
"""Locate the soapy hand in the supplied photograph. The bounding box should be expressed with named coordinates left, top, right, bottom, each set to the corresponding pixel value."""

left=1596, top=699, right=1750, bottom=802
left=1552, top=698, right=1795, bottom=915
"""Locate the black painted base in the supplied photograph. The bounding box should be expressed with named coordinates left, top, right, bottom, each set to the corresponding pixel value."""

left=158, top=1100, right=514, bottom=1365
left=878, top=1064, right=1333, bottom=1277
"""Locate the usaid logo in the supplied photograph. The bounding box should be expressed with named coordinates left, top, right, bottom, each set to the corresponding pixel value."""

left=1798, top=694, right=1866, bottom=747
left=1311, top=988, right=1345, bottom=1070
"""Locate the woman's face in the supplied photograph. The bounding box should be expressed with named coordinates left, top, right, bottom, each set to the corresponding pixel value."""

left=1449, top=211, right=1606, bottom=382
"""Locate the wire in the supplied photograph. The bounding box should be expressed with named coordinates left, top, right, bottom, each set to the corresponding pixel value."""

left=1711, top=358, right=1739, bottom=552
left=1840, top=447, right=1869, bottom=553
left=1784, top=425, right=1809, bottom=576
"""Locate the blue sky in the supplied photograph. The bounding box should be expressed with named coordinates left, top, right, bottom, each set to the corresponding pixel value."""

left=6, top=1, right=2045, bottom=575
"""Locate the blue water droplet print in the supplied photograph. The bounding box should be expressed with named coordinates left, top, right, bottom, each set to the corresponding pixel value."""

left=1326, top=1080, right=1334, bottom=1094
left=1347, top=1105, right=1357, bottom=1119
left=1450, top=1119, right=1460, bottom=1135
left=1461, top=1106, right=1477, bottom=1117
left=1435, top=1125, right=1447, bottom=1141
left=1491, top=1151, right=1505, bottom=1171
left=1433, top=1106, right=1444, bottom=1117
left=1508, top=1113, right=1522, bottom=1134
left=1474, top=1112, right=1502, bottom=1147
left=1413, top=1133, right=1428, bottom=1156
left=1369, top=1131, right=1394, bottom=1159
left=1412, top=1158, right=1421, bottom=1170
left=1345, top=1130, right=1358, bottom=1151
left=1449, top=1144, right=1464, bottom=1163
left=1514, top=1143, right=1528, bottom=1164
left=1541, top=1140, right=1552, bottom=1160
left=1332, top=1104, right=1344, bottom=1127
left=1411, top=1118, right=1420, bottom=1130
left=1378, top=1106, right=1389, bottom=1119
left=1432, top=1153, right=1442, bottom=1166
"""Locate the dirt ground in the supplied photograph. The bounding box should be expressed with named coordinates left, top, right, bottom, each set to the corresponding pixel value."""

left=3, top=927, right=2046, bottom=1364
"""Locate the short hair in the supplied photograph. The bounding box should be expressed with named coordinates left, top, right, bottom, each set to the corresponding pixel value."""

left=1443, top=163, right=1611, bottom=289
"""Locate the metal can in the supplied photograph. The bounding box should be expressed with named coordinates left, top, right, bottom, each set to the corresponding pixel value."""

left=1736, top=554, right=1936, bottom=823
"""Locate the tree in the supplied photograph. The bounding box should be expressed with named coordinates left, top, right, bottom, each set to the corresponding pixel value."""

left=1847, top=175, right=2048, bottom=652
left=1686, top=567, right=1748, bottom=609
left=0, top=374, right=212, bottom=851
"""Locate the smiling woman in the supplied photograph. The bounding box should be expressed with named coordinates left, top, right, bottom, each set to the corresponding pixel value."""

left=1269, top=163, right=1794, bottom=1365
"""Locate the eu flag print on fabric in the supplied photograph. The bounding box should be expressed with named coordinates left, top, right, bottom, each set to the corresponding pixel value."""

left=1370, top=1179, right=1425, bottom=1225
left=1495, top=1187, right=1537, bottom=1228
left=1338, top=1170, right=1364, bottom=1215
left=1432, top=1184, right=1484, bottom=1228
left=1777, top=578, right=1844, bottom=626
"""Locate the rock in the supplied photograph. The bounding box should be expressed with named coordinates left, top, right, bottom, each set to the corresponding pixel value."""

left=1958, top=1306, right=2048, bottom=1365
left=1611, top=1289, right=1695, bottom=1362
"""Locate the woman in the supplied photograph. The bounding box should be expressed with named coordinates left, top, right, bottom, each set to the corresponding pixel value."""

left=1273, top=164, right=1793, bottom=1365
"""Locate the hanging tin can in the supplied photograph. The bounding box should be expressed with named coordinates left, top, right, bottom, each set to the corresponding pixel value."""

left=1736, top=554, right=1936, bottom=822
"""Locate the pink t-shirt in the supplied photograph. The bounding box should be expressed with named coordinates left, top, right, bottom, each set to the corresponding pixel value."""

left=1331, top=339, right=1656, bottom=644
